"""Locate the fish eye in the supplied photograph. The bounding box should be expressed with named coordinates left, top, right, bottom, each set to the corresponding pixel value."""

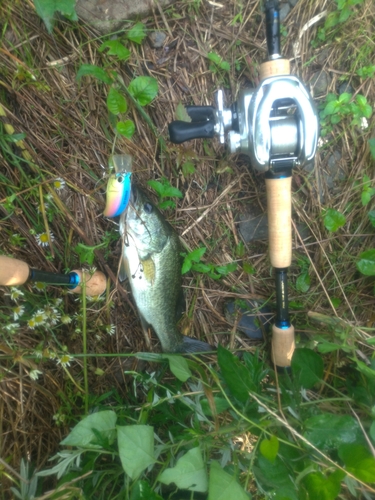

left=144, top=203, right=153, bottom=213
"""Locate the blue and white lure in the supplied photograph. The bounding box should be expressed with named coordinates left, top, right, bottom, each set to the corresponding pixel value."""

left=103, top=171, right=132, bottom=218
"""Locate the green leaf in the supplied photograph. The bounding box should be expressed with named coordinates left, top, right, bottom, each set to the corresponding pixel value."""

left=323, top=208, right=346, bottom=232
left=259, top=435, right=279, bottom=463
left=159, top=447, right=208, bottom=492
left=158, top=200, right=176, bottom=210
left=76, top=64, right=113, bottom=84
left=33, top=0, right=77, bottom=33
left=296, top=272, right=310, bottom=293
left=128, top=76, right=158, bottom=106
left=163, top=355, right=192, bottom=382
left=182, top=161, right=195, bottom=176
left=255, top=455, right=294, bottom=492
left=304, top=414, right=361, bottom=451
left=339, top=444, right=375, bottom=482
left=147, top=179, right=165, bottom=197
left=130, top=480, right=163, bottom=500
left=370, top=421, right=375, bottom=443
left=369, top=138, right=375, bottom=159
left=74, top=242, right=104, bottom=265
left=176, top=102, right=192, bottom=122
left=117, top=425, right=155, bottom=479
left=207, top=52, right=221, bottom=65
left=356, top=249, right=375, bottom=276
left=362, top=189, right=372, bottom=206
left=60, top=410, right=117, bottom=448
left=316, top=341, right=341, bottom=353
left=126, top=22, right=146, bottom=44
left=368, top=210, right=375, bottom=227
left=188, top=247, right=207, bottom=263
left=107, top=87, right=127, bottom=115
left=181, top=258, right=192, bottom=274
left=303, top=470, right=343, bottom=500
left=243, top=262, right=255, bottom=274
left=215, top=263, right=237, bottom=275
left=291, top=348, right=323, bottom=389
left=200, top=396, right=231, bottom=416
left=99, top=40, right=131, bottom=61
left=208, top=461, right=250, bottom=500
left=218, top=345, right=256, bottom=403
left=356, top=94, right=367, bottom=107
left=338, top=92, right=352, bottom=104
left=117, top=120, right=135, bottom=139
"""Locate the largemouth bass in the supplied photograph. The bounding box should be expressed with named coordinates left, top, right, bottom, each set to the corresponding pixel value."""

left=119, top=186, right=212, bottom=353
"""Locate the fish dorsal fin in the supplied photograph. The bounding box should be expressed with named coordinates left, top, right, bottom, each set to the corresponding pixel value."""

left=141, top=257, right=156, bottom=284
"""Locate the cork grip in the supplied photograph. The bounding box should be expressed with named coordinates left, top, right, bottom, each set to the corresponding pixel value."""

left=271, top=324, right=295, bottom=367
left=0, top=256, right=30, bottom=286
left=69, top=270, right=107, bottom=296
left=266, top=177, right=292, bottom=268
left=260, top=59, right=290, bottom=80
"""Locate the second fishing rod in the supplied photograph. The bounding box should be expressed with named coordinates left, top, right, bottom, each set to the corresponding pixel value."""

left=168, top=0, right=319, bottom=368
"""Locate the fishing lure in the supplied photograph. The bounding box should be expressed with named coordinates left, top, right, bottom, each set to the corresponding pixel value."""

left=103, top=171, right=132, bottom=217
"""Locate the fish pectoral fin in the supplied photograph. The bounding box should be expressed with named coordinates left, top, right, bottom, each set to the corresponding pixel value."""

left=118, top=255, right=129, bottom=282
left=140, top=257, right=156, bottom=284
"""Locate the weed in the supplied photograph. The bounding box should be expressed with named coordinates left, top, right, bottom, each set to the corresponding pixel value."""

left=147, top=178, right=183, bottom=209
left=182, top=246, right=237, bottom=280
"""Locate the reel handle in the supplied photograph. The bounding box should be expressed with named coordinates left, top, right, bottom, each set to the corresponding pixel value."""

left=168, top=120, right=215, bottom=144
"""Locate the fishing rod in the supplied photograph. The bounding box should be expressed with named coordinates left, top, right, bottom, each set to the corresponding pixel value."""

left=0, top=256, right=107, bottom=296
left=168, top=0, right=318, bottom=368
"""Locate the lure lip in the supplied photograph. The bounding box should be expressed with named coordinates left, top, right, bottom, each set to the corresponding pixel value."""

left=103, top=171, right=132, bottom=218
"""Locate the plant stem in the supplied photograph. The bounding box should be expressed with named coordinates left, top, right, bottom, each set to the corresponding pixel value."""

left=82, top=279, right=89, bottom=415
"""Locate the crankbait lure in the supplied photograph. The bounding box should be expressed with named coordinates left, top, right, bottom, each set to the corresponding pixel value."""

left=103, top=171, right=132, bottom=217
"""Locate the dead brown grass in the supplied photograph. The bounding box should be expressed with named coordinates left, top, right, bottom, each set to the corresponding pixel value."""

left=0, top=0, right=374, bottom=493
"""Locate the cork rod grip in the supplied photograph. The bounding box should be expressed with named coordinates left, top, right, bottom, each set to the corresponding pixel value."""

left=266, top=177, right=292, bottom=269
left=0, top=256, right=30, bottom=286
left=271, top=324, right=295, bottom=368
left=259, top=59, right=290, bottom=80
left=70, top=270, right=107, bottom=296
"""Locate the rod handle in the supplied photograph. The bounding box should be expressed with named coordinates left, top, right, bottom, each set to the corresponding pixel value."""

left=271, top=324, right=295, bottom=368
left=265, top=176, right=292, bottom=269
left=259, top=59, right=290, bottom=80
left=0, top=256, right=30, bottom=286
left=69, top=270, right=107, bottom=296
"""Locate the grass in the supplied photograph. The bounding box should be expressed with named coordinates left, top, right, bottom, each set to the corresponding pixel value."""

left=0, top=0, right=375, bottom=498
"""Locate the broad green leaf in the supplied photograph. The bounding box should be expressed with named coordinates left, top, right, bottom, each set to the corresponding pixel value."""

left=208, top=461, right=250, bottom=500
left=147, top=179, right=165, bottom=197
left=128, top=76, right=158, bottom=106
left=99, top=40, right=131, bottom=61
left=356, top=249, right=375, bottom=276
left=159, top=200, right=176, bottom=210
left=158, top=447, right=208, bottom=492
left=182, top=161, right=195, bottom=176
left=163, top=355, right=192, bottom=382
left=339, top=444, right=375, bottom=482
left=303, top=470, right=343, bottom=500
left=243, top=262, right=255, bottom=274
left=126, top=22, right=146, bottom=44
left=362, top=189, right=372, bottom=206
left=215, top=263, right=237, bottom=275
left=117, top=120, right=135, bottom=139
left=369, top=138, right=375, bottom=160
left=76, top=64, right=113, bottom=84
left=260, top=435, right=279, bottom=463
left=61, top=410, right=117, bottom=448
left=316, top=341, right=341, bottom=353
left=192, top=262, right=212, bottom=274
left=130, top=480, right=163, bottom=500
left=161, top=185, right=183, bottom=199
left=352, top=359, right=375, bottom=378
left=323, top=208, right=346, bottom=232
left=291, top=348, right=323, bottom=389
left=200, top=396, right=231, bottom=417
left=117, top=425, right=155, bottom=479
left=33, top=0, right=77, bottom=33
left=207, top=52, right=221, bottom=65
left=255, top=455, right=295, bottom=492
left=218, top=345, right=256, bottom=403
left=181, top=258, right=192, bottom=274
left=296, top=272, right=310, bottom=293
left=338, top=92, right=352, bottom=104
left=304, top=414, right=361, bottom=452
left=107, top=87, right=127, bottom=115
left=188, top=247, right=207, bottom=263
left=176, top=102, right=192, bottom=122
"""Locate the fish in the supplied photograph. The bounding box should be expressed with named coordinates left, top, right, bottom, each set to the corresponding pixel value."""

left=103, top=172, right=132, bottom=217
left=119, top=186, right=212, bottom=353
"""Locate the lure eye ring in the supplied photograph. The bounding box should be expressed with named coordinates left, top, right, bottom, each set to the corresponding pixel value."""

left=117, top=175, right=124, bottom=183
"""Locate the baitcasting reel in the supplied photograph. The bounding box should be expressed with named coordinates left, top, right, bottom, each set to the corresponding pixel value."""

left=168, top=73, right=318, bottom=175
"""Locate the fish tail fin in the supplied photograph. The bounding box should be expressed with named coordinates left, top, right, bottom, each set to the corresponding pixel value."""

left=178, top=336, right=213, bottom=353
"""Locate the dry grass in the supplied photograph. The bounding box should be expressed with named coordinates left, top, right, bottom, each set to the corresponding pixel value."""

left=0, top=0, right=374, bottom=493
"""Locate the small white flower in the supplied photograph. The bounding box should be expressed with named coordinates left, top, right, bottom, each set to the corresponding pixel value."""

left=27, top=318, right=36, bottom=329
left=360, top=117, right=369, bottom=130
left=57, top=354, right=73, bottom=367
left=29, top=369, right=43, bottom=381
left=34, top=282, right=46, bottom=291
left=43, top=306, right=60, bottom=325
left=105, top=324, right=116, bottom=336
left=33, top=349, right=43, bottom=359
left=53, top=298, right=63, bottom=307
left=53, top=177, right=66, bottom=191
left=61, top=314, right=72, bottom=325
left=36, top=231, right=54, bottom=247
left=4, top=323, right=20, bottom=334
left=5, top=287, right=24, bottom=302
left=13, top=305, right=25, bottom=320
left=37, top=202, right=49, bottom=214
